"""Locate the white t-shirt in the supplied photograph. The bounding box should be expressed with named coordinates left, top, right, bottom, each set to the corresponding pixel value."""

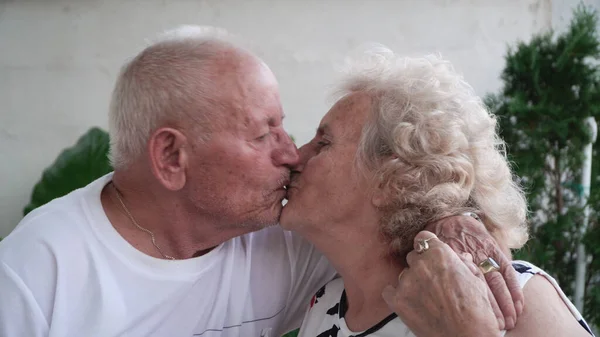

left=297, top=261, right=595, bottom=337
left=0, top=173, right=337, bottom=337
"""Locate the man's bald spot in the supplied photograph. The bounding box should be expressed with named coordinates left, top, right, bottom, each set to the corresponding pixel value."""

left=197, top=47, right=280, bottom=132
left=137, top=40, right=277, bottom=133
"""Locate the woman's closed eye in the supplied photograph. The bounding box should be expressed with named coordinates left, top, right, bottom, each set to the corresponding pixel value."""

left=315, top=140, right=330, bottom=153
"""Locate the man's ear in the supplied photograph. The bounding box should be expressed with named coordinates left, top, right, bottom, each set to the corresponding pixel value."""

left=148, top=127, right=188, bottom=191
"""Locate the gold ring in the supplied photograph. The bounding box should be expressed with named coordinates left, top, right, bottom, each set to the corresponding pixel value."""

left=415, top=237, right=435, bottom=254
left=478, top=257, right=500, bottom=274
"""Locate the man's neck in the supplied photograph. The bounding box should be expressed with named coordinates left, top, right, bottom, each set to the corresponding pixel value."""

left=304, top=226, right=404, bottom=332
left=102, top=173, right=257, bottom=260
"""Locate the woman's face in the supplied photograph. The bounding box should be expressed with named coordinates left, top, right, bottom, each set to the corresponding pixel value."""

left=281, top=93, right=381, bottom=236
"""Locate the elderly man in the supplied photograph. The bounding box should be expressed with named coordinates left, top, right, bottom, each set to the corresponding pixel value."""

left=0, top=26, right=519, bottom=336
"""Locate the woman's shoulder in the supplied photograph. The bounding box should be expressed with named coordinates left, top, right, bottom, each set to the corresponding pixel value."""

left=510, top=260, right=545, bottom=287
left=307, top=277, right=345, bottom=310
left=296, top=278, right=346, bottom=337
left=511, top=260, right=544, bottom=275
left=507, top=260, right=595, bottom=336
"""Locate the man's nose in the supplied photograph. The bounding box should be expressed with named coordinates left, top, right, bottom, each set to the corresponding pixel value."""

left=272, top=131, right=300, bottom=167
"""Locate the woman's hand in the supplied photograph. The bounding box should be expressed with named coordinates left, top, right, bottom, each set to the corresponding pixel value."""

left=382, top=231, right=501, bottom=337
left=427, top=215, right=523, bottom=330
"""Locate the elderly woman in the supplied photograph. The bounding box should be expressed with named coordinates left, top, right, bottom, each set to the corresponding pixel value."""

left=280, top=49, right=594, bottom=336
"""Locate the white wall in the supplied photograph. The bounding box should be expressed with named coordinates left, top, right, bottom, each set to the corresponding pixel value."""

left=0, top=0, right=560, bottom=237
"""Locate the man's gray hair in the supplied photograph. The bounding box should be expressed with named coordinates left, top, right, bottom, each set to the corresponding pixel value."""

left=108, top=25, right=242, bottom=169
left=336, top=46, right=529, bottom=257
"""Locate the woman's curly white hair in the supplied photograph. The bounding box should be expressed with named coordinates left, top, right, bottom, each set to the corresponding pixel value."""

left=336, top=46, right=529, bottom=258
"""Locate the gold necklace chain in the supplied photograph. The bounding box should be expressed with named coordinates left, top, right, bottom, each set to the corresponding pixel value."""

left=111, top=183, right=176, bottom=260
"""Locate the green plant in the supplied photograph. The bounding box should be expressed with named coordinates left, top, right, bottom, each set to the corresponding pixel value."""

left=282, top=329, right=298, bottom=337
left=485, top=3, right=600, bottom=325
left=23, top=127, right=112, bottom=215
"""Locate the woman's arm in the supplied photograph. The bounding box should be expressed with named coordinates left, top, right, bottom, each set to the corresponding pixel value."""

left=505, top=275, right=592, bottom=337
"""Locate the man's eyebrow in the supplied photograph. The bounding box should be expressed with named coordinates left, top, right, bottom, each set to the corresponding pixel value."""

left=265, top=114, right=285, bottom=125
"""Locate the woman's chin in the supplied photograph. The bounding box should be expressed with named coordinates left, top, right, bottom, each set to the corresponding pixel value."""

left=279, top=206, right=291, bottom=228
left=279, top=202, right=298, bottom=230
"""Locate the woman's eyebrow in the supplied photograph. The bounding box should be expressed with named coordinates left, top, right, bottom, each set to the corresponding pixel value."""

left=317, top=123, right=330, bottom=136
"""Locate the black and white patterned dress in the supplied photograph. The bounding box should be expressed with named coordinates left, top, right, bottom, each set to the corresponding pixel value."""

left=297, top=260, right=595, bottom=337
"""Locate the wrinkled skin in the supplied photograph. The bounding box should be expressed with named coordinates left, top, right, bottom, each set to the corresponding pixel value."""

left=383, top=231, right=503, bottom=337
left=426, top=216, right=524, bottom=330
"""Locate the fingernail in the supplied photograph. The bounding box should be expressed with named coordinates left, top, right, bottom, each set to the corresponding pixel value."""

left=498, top=318, right=505, bottom=331
left=516, top=300, right=524, bottom=315
left=505, top=317, right=515, bottom=329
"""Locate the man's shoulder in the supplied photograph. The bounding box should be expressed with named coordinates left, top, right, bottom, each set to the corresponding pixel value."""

left=0, top=174, right=110, bottom=265
left=233, top=226, right=333, bottom=279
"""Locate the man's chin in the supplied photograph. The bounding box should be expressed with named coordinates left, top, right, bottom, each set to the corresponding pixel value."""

left=238, top=205, right=281, bottom=230
left=244, top=217, right=278, bottom=231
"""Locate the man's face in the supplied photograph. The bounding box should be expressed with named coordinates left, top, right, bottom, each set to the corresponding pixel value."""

left=281, top=93, right=377, bottom=235
left=185, top=62, right=299, bottom=229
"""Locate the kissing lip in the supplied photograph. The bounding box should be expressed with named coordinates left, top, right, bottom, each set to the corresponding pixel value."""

left=285, top=183, right=298, bottom=195
left=276, top=180, right=291, bottom=199
left=282, top=182, right=297, bottom=201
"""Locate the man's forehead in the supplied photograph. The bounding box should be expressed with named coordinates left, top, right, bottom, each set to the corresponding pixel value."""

left=245, top=111, right=285, bottom=125
left=214, top=108, right=280, bottom=137
left=220, top=85, right=283, bottom=129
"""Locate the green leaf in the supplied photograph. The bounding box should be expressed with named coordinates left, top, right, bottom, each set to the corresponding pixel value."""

left=23, top=127, right=113, bottom=215
left=282, top=329, right=299, bottom=337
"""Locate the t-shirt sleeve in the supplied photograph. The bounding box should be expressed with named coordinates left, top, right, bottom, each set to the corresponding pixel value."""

left=278, top=231, right=338, bottom=335
left=0, top=262, right=49, bottom=337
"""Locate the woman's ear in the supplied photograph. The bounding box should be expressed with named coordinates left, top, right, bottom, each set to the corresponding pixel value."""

left=371, top=177, right=392, bottom=207
left=371, top=156, right=399, bottom=207
left=371, top=190, right=387, bottom=207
